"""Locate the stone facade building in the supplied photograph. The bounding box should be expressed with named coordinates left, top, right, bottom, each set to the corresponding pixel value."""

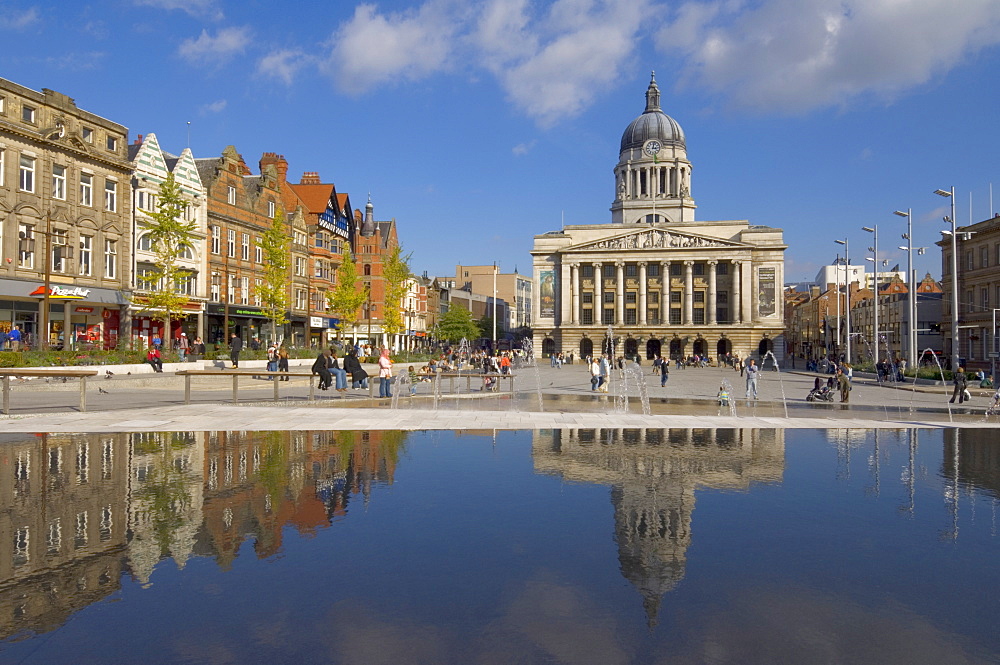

left=128, top=132, right=208, bottom=345
left=531, top=74, right=786, bottom=363
left=0, top=79, right=132, bottom=348
left=937, top=213, right=1000, bottom=371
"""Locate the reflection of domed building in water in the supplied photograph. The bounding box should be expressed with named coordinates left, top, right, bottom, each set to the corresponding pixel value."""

left=532, top=73, right=786, bottom=363
left=532, top=427, right=785, bottom=625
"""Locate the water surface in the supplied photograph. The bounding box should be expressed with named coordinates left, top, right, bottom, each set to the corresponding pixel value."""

left=0, top=428, right=997, bottom=664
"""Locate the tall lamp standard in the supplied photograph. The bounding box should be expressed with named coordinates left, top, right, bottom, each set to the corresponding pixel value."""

left=935, top=187, right=959, bottom=371
left=894, top=209, right=915, bottom=366
left=862, top=225, right=880, bottom=360
left=834, top=238, right=851, bottom=363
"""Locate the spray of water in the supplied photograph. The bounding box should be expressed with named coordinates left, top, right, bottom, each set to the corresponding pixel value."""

left=761, top=350, right=788, bottom=419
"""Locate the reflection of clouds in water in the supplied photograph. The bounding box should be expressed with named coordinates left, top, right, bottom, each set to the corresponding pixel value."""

left=322, top=603, right=451, bottom=665
left=656, top=587, right=993, bottom=665
left=473, top=574, right=630, bottom=665
left=316, top=574, right=629, bottom=665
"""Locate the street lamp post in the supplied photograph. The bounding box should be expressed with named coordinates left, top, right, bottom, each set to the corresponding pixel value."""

left=935, top=188, right=959, bottom=372
left=835, top=254, right=842, bottom=357
left=834, top=238, right=851, bottom=363
left=894, top=209, right=915, bottom=366
left=862, top=226, right=879, bottom=363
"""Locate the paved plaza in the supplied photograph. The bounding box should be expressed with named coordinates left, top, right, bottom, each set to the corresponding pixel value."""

left=0, top=360, right=996, bottom=433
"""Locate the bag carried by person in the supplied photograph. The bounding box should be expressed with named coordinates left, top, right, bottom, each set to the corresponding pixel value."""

left=963, top=388, right=972, bottom=401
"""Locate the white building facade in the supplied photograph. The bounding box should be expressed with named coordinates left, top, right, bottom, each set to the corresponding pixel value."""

left=531, top=74, right=786, bottom=363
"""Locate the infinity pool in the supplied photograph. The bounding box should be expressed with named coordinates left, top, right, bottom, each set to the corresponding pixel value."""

left=0, top=428, right=997, bottom=664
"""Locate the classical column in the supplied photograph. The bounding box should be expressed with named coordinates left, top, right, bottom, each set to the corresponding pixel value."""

left=742, top=260, right=753, bottom=324
left=559, top=261, right=571, bottom=325
left=615, top=261, right=625, bottom=326
left=593, top=263, right=603, bottom=324
left=732, top=260, right=741, bottom=323
left=638, top=262, right=648, bottom=326
left=683, top=261, right=694, bottom=325
left=661, top=261, right=670, bottom=324
left=570, top=263, right=579, bottom=325
left=708, top=260, right=718, bottom=325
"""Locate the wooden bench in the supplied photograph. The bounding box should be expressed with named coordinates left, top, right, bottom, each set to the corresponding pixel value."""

left=176, top=369, right=329, bottom=404
left=0, top=368, right=99, bottom=414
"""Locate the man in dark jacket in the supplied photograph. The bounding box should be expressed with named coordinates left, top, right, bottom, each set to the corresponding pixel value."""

left=312, top=349, right=333, bottom=390
left=343, top=350, right=369, bottom=389
left=229, top=333, right=243, bottom=368
left=949, top=366, right=969, bottom=404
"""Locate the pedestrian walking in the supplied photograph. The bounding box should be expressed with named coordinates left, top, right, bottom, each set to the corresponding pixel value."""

left=745, top=358, right=759, bottom=399
left=277, top=346, right=290, bottom=380
left=949, top=367, right=969, bottom=404
left=659, top=357, right=669, bottom=387
left=598, top=354, right=610, bottom=393
left=178, top=332, right=190, bottom=362
left=229, top=333, right=242, bottom=368
left=590, top=357, right=601, bottom=391
left=266, top=342, right=279, bottom=380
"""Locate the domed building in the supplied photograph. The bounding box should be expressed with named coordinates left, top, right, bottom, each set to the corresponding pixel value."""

left=531, top=73, right=786, bottom=363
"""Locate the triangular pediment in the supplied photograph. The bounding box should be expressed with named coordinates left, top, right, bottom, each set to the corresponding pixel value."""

left=565, top=228, right=747, bottom=252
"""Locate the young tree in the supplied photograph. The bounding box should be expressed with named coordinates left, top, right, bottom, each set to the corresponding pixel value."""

left=135, top=172, right=196, bottom=343
left=327, top=248, right=368, bottom=340
left=436, top=303, right=480, bottom=342
left=258, top=208, right=290, bottom=343
left=381, top=245, right=412, bottom=342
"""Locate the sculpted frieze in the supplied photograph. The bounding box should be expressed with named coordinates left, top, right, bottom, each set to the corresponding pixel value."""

left=574, top=229, right=737, bottom=251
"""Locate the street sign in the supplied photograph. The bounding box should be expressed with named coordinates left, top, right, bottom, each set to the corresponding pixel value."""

left=989, top=352, right=1000, bottom=359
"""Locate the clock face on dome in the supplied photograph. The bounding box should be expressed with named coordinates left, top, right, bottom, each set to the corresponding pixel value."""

left=643, top=140, right=661, bottom=157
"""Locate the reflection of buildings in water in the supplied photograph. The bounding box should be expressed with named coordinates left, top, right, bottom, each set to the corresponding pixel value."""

left=0, top=433, right=129, bottom=639
left=947, top=429, right=1000, bottom=501
left=198, top=430, right=403, bottom=568
left=533, top=428, right=785, bottom=625
left=0, top=429, right=408, bottom=640
left=127, top=432, right=206, bottom=584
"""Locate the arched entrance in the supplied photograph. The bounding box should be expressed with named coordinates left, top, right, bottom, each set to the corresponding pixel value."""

left=543, top=338, right=556, bottom=357
left=646, top=338, right=662, bottom=360
left=692, top=338, right=705, bottom=357
left=758, top=337, right=773, bottom=357
left=717, top=338, right=731, bottom=357
left=624, top=338, right=638, bottom=359
left=669, top=338, right=683, bottom=360
left=579, top=337, right=593, bottom=359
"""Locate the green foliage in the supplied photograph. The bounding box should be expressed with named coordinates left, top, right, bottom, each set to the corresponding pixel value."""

left=258, top=208, right=291, bottom=340
left=134, top=172, right=197, bottom=335
left=477, top=315, right=495, bottom=341
left=327, top=248, right=368, bottom=334
left=381, top=245, right=412, bottom=337
left=435, top=303, right=480, bottom=342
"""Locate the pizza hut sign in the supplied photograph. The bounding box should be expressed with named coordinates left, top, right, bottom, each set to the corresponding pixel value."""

left=29, top=285, right=92, bottom=299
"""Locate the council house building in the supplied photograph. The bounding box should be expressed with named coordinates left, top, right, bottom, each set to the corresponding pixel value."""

left=531, top=73, right=786, bottom=364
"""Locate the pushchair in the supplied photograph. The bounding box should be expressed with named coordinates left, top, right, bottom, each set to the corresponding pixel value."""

left=806, top=385, right=835, bottom=402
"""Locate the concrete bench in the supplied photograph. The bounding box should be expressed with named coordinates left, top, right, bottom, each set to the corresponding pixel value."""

left=175, top=369, right=327, bottom=404
left=0, top=369, right=98, bottom=414
left=415, top=372, right=516, bottom=395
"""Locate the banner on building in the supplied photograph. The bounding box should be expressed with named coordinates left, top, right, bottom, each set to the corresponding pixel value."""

left=757, top=267, right=776, bottom=317
left=539, top=270, right=555, bottom=319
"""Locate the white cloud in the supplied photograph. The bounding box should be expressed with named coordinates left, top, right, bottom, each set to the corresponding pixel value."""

left=200, top=99, right=227, bottom=114
left=0, top=6, right=39, bottom=30
left=476, top=0, right=649, bottom=127
left=178, top=26, right=251, bottom=66
left=258, top=49, right=311, bottom=86
left=656, top=0, right=1000, bottom=113
left=134, top=0, right=223, bottom=20
left=512, top=140, right=536, bottom=155
left=322, top=2, right=462, bottom=95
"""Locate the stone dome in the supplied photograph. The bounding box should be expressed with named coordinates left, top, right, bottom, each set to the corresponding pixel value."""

left=619, top=73, right=685, bottom=153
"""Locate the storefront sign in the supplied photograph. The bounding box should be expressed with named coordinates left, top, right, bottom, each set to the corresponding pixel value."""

left=30, top=285, right=92, bottom=299
left=310, top=317, right=326, bottom=328
left=74, top=306, right=95, bottom=313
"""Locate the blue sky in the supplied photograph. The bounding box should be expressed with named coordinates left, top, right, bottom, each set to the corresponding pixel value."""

left=3, top=0, right=1000, bottom=283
